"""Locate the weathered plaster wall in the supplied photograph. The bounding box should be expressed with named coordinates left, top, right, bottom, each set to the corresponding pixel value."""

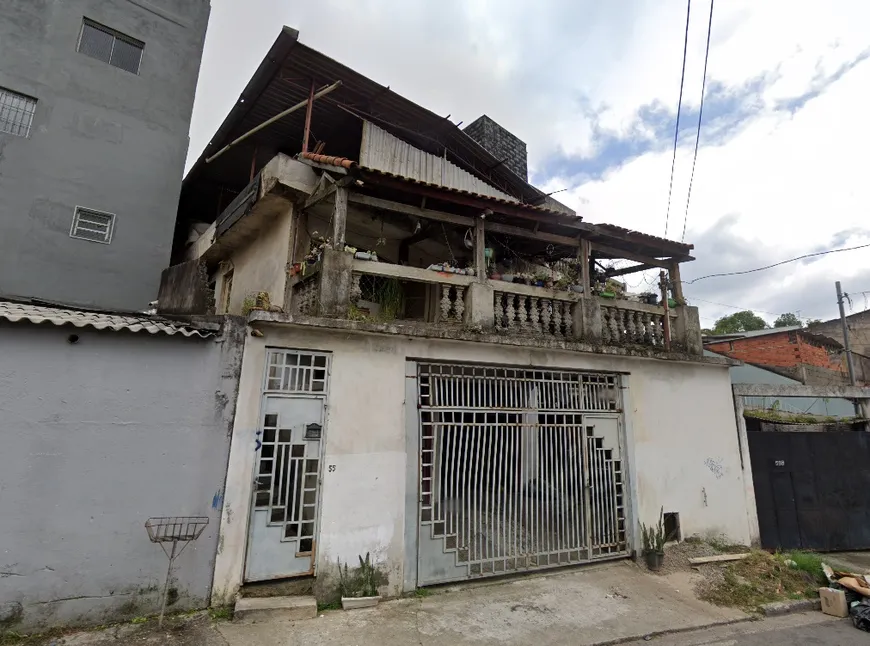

left=0, top=0, right=209, bottom=310
left=225, top=205, right=293, bottom=314
left=0, top=319, right=245, bottom=631
left=214, top=324, right=751, bottom=603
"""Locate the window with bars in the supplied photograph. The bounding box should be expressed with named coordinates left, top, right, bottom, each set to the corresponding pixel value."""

left=77, top=18, right=144, bottom=75
left=70, top=207, right=116, bottom=244
left=0, top=87, right=37, bottom=137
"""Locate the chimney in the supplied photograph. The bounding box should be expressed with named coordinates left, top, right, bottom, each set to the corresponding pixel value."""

left=463, top=115, right=528, bottom=181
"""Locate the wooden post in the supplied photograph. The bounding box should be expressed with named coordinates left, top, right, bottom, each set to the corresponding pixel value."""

left=660, top=270, right=671, bottom=351
left=302, top=79, right=315, bottom=154
left=475, top=215, right=486, bottom=282
left=332, top=187, right=348, bottom=250
left=580, top=239, right=591, bottom=295
left=249, top=146, right=258, bottom=181
left=670, top=261, right=683, bottom=303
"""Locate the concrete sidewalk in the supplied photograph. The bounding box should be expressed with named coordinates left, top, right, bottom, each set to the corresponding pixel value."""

left=219, top=561, right=749, bottom=646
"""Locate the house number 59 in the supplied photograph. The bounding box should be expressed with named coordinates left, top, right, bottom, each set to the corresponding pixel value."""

left=328, top=464, right=336, bottom=472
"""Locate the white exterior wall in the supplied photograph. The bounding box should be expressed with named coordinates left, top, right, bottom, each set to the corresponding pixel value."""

left=213, top=325, right=752, bottom=603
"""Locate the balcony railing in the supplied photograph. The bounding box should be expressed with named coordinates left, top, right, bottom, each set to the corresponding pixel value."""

left=288, top=249, right=702, bottom=355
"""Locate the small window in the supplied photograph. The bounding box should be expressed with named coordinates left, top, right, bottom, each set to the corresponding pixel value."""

left=77, top=18, right=144, bottom=75
left=0, top=87, right=37, bottom=137
left=70, top=207, right=116, bottom=244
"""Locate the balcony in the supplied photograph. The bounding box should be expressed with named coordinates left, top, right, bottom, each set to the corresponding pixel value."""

left=287, top=249, right=702, bottom=356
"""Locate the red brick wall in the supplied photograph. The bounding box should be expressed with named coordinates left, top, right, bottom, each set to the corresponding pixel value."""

left=705, top=332, right=843, bottom=370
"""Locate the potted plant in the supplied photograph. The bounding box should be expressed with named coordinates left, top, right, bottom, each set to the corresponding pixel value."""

left=339, top=552, right=381, bottom=609
left=641, top=507, right=667, bottom=571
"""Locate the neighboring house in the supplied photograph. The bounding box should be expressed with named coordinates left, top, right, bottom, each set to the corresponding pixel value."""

left=162, top=27, right=758, bottom=605
left=809, top=309, right=870, bottom=381
left=0, top=0, right=210, bottom=311
left=703, top=349, right=855, bottom=417
left=0, top=302, right=245, bottom=631
left=703, top=327, right=864, bottom=386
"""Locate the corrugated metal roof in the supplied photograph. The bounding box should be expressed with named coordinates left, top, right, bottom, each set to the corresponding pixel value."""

left=595, top=223, right=694, bottom=254
left=299, top=151, right=568, bottom=217
left=0, top=302, right=215, bottom=338
left=360, top=121, right=518, bottom=203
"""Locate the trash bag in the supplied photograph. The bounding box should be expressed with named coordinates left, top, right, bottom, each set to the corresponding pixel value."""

left=850, top=600, right=870, bottom=632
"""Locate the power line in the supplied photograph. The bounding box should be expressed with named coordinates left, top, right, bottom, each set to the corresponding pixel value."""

left=681, top=0, right=714, bottom=243
left=684, top=241, right=870, bottom=284
left=664, top=0, right=693, bottom=239
left=686, top=295, right=825, bottom=322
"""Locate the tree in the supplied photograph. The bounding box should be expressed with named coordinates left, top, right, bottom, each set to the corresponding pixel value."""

left=773, top=312, right=803, bottom=328
left=711, top=311, right=768, bottom=335
left=806, top=318, right=822, bottom=327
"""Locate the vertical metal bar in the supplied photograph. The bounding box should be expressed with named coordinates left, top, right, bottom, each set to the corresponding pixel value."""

left=570, top=421, right=583, bottom=555
left=582, top=424, right=592, bottom=560
left=558, top=421, right=568, bottom=557
left=302, top=78, right=315, bottom=153
left=456, top=412, right=468, bottom=549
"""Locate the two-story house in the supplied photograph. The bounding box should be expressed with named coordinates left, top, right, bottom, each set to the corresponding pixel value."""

left=161, top=27, right=757, bottom=605
left=0, top=0, right=210, bottom=311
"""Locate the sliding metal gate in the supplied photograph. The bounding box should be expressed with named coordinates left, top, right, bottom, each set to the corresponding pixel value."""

left=416, top=363, right=628, bottom=585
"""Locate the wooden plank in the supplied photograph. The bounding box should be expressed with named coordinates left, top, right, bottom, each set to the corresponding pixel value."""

left=475, top=216, right=486, bottom=281
left=485, top=221, right=579, bottom=247
left=591, top=241, right=672, bottom=268
left=732, top=383, right=870, bottom=399
left=348, top=192, right=582, bottom=247
left=332, top=187, right=348, bottom=249
left=351, top=258, right=476, bottom=286
left=605, top=262, right=656, bottom=278
left=348, top=192, right=473, bottom=227
left=688, top=554, right=750, bottom=565
left=303, top=176, right=336, bottom=210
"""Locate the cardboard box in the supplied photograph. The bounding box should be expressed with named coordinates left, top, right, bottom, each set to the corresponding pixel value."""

left=819, top=587, right=849, bottom=618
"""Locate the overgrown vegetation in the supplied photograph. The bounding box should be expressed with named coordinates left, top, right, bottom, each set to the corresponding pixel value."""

left=641, top=507, right=667, bottom=554
left=699, top=550, right=824, bottom=611
left=208, top=606, right=233, bottom=621
left=337, top=552, right=381, bottom=598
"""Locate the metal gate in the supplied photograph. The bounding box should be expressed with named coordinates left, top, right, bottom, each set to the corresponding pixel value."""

left=748, top=428, right=870, bottom=551
left=245, top=349, right=329, bottom=581
left=416, top=363, right=628, bottom=585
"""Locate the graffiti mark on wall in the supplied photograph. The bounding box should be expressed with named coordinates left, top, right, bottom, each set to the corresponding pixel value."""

left=704, top=458, right=724, bottom=479
left=254, top=430, right=262, bottom=452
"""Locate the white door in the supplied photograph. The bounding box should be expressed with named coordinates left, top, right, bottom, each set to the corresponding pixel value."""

left=245, top=395, right=324, bottom=581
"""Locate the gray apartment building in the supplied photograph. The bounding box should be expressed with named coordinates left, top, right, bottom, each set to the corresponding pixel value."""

left=0, top=0, right=210, bottom=311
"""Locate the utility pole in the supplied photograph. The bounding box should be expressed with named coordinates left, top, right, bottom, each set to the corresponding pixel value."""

left=836, top=281, right=863, bottom=421
left=836, top=281, right=857, bottom=386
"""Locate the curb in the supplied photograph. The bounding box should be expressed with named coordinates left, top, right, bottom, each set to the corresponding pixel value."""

left=760, top=598, right=821, bottom=617
left=587, top=616, right=757, bottom=646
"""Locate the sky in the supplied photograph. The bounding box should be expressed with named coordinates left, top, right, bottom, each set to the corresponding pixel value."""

left=186, top=0, right=870, bottom=328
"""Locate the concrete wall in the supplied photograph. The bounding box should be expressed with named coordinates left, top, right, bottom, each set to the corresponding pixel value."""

left=810, top=310, right=870, bottom=357
left=705, top=350, right=856, bottom=417
left=220, top=205, right=293, bottom=314
left=0, top=0, right=209, bottom=311
left=0, top=318, right=245, bottom=631
left=214, top=326, right=752, bottom=603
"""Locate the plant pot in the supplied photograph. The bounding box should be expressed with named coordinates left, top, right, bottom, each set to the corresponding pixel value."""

left=341, top=595, right=381, bottom=610
left=569, top=285, right=584, bottom=294
left=489, top=273, right=501, bottom=281
left=534, top=280, right=545, bottom=287
left=645, top=550, right=665, bottom=571
left=501, top=274, right=515, bottom=283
